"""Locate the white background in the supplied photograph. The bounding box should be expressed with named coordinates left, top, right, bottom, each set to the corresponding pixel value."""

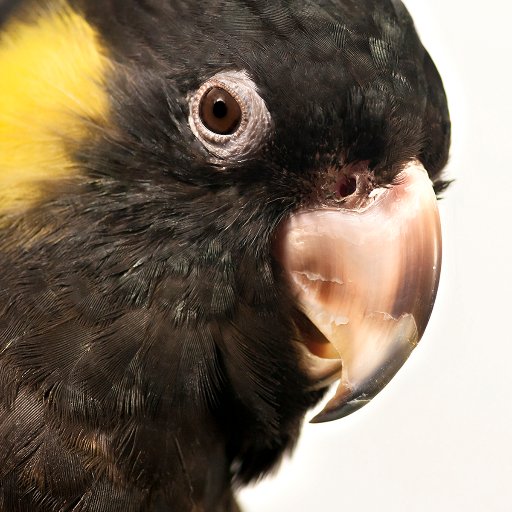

left=239, top=0, right=512, bottom=510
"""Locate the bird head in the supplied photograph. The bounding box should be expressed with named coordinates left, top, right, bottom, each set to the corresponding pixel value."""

left=0, top=0, right=450, bottom=494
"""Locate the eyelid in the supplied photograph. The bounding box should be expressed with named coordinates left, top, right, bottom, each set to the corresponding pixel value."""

left=188, top=70, right=272, bottom=162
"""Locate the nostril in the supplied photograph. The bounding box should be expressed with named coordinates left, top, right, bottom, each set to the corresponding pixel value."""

left=337, top=176, right=357, bottom=198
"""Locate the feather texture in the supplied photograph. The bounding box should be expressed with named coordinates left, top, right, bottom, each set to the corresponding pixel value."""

left=0, top=0, right=450, bottom=509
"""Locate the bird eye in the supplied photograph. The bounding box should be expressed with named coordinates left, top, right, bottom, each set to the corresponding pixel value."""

left=188, top=70, right=272, bottom=161
left=199, top=87, right=242, bottom=135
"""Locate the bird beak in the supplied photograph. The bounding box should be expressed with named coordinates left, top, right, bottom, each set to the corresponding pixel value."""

left=274, top=161, right=442, bottom=423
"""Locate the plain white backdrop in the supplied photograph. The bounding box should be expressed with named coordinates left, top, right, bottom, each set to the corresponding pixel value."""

left=239, top=0, right=512, bottom=510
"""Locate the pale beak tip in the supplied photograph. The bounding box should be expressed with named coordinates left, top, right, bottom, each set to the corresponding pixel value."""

left=310, top=396, right=370, bottom=423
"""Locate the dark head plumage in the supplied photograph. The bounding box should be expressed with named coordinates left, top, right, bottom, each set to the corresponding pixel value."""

left=0, top=1, right=449, bottom=510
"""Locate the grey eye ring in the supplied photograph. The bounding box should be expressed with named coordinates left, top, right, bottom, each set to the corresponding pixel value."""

left=188, top=70, right=272, bottom=161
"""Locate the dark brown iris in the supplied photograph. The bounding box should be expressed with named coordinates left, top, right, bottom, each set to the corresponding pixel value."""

left=199, top=87, right=242, bottom=135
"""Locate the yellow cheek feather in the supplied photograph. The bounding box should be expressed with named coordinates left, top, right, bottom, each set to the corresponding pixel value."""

left=0, top=2, right=111, bottom=213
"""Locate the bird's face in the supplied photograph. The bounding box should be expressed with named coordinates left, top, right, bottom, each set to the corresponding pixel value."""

left=0, top=0, right=450, bottom=491
left=95, top=1, right=448, bottom=424
left=182, top=58, right=443, bottom=421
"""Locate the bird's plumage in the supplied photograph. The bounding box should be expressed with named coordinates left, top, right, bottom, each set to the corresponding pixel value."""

left=0, top=1, right=450, bottom=510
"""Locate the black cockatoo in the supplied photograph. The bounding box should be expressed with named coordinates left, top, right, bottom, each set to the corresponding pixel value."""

left=0, top=0, right=450, bottom=510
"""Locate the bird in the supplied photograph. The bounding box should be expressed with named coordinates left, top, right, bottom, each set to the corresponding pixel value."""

left=0, top=0, right=450, bottom=510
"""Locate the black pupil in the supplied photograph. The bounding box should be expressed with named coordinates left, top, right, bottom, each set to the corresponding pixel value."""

left=213, top=100, right=228, bottom=119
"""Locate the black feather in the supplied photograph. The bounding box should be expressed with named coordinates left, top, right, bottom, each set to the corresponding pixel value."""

left=0, top=0, right=450, bottom=510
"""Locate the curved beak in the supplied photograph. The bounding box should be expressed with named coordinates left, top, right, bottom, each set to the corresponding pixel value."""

left=275, top=161, right=442, bottom=423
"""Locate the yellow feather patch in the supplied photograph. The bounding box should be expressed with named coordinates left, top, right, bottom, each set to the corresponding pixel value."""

left=0, top=2, right=111, bottom=214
